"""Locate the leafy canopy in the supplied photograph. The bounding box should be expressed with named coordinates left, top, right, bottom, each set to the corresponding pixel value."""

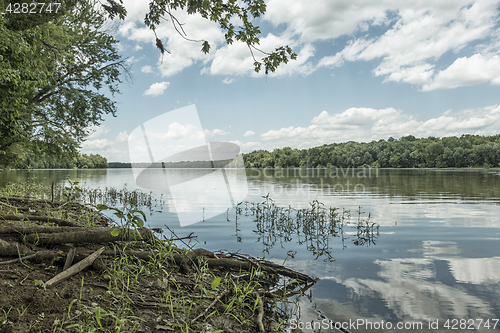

left=0, top=0, right=127, bottom=166
left=0, top=0, right=295, bottom=167
left=101, top=0, right=297, bottom=74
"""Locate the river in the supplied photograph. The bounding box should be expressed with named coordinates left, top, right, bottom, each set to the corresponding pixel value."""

left=1, top=168, right=499, bottom=332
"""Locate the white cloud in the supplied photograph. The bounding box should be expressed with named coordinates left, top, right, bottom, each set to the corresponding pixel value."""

left=116, top=131, right=129, bottom=143
left=243, top=130, right=255, bottom=137
left=222, top=77, right=235, bottom=84
left=154, top=122, right=205, bottom=141
left=81, top=138, right=112, bottom=150
left=228, top=140, right=261, bottom=151
left=204, top=128, right=229, bottom=139
left=134, top=44, right=143, bottom=51
left=143, top=81, right=170, bottom=96
left=315, top=0, right=500, bottom=89
left=265, top=0, right=391, bottom=43
left=208, top=33, right=316, bottom=77
left=141, top=65, right=153, bottom=73
left=119, top=9, right=225, bottom=77
left=259, top=105, right=500, bottom=148
left=423, top=53, right=500, bottom=91
left=117, top=0, right=500, bottom=89
left=85, top=125, right=109, bottom=139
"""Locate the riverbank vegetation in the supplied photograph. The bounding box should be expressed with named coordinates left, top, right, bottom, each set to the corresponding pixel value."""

left=0, top=182, right=316, bottom=332
left=1, top=151, right=108, bottom=170
left=244, top=134, right=500, bottom=169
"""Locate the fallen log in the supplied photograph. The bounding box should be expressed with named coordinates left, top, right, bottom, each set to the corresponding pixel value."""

left=45, top=247, right=105, bottom=288
left=0, top=214, right=80, bottom=227
left=25, top=227, right=154, bottom=246
left=0, top=239, right=33, bottom=257
left=206, top=258, right=317, bottom=284
left=0, top=224, right=84, bottom=235
left=75, top=248, right=192, bottom=274
left=0, top=250, right=64, bottom=265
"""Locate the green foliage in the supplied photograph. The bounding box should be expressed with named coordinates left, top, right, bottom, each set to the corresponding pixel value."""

left=244, top=134, right=500, bottom=169
left=138, top=0, right=296, bottom=74
left=0, top=147, right=108, bottom=169
left=0, top=0, right=127, bottom=166
left=62, top=179, right=82, bottom=202
left=96, top=200, right=146, bottom=233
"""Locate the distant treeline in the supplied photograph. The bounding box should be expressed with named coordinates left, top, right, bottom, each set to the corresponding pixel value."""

left=2, top=151, right=108, bottom=169
left=108, top=159, right=235, bottom=169
left=243, top=134, right=500, bottom=168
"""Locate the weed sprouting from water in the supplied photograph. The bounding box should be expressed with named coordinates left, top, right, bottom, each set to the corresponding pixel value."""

left=235, top=195, right=379, bottom=261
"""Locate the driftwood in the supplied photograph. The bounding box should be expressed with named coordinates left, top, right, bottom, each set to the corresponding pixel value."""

left=206, top=258, right=317, bottom=284
left=0, top=214, right=80, bottom=227
left=25, top=227, right=154, bottom=246
left=45, top=247, right=105, bottom=288
left=0, top=250, right=64, bottom=265
left=256, top=298, right=265, bottom=332
left=63, top=246, right=76, bottom=270
left=0, top=239, right=33, bottom=257
left=75, top=247, right=215, bottom=274
left=0, top=224, right=83, bottom=235
left=0, top=196, right=83, bottom=208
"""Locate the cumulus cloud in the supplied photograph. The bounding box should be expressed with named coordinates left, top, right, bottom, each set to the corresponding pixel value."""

left=117, top=0, right=500, bottom=89
left=243, top=130, right=255, bottom=137
left=423, top=54, right=500, bottom=91
left=315, top=0, right=499, bottom=89
left=259, top=105, right=500, bottom=148
left=141, top=65, right=153, bottom=73
left=143, top=81, right=170, bottom=96
left=208, top=33, right=315, bottom=77
left=116, top=131, right=129, bottom=143
left=81, top=138, right=113, bottom=150
left=222, top=77, right=235, bottom=84
left=204, top=128, right=229, bottom=140
left=228, top=140, right=261, bottom=151
left=119, top=9, right=225, bottom=77
left=85, top=125, right=109, bottom=139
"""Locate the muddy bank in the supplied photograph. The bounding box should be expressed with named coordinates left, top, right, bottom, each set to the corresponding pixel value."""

left=0, top=194, right=316, bottom=332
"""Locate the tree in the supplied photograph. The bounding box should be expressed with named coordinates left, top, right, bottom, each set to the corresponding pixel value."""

left=1, top=0, right=296, bottom=168
left=0, top=0, right=128, bottom=167
left=102, top=0, right=297, bottom=74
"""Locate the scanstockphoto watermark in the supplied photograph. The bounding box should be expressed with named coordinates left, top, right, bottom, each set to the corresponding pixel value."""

left=247, top=165, right=379, bottom=180
left=288, top=318, right=425, bottom=331
left=246, top=166, right=378, bottom=198
left=248, top=178, right=368, bottom=199
left=127, top=105, right=248, bottom=227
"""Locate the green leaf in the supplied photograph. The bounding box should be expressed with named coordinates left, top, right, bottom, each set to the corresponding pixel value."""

left=96, top=204, right=108, bottom=211
left=201, top=40, right=211, bottom=54
left=111, top=229, right=120, bottom=237
left=211, top=277, right=221, bottom=290
left=135, top=209, right=147, bottom=222
left=202, top=287, right=215, bottom=298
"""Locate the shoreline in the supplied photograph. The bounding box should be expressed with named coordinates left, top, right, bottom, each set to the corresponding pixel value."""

left=0, top=184, right=315, bottom=332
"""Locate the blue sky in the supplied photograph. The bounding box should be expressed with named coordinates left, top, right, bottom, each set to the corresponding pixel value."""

left=81, top=0, right=500, bottom=162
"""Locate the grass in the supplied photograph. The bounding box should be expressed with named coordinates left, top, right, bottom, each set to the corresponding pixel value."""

left=0, top=181, right=328, bottom=332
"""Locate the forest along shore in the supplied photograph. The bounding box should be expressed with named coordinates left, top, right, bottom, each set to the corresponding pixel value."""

left=0, top=183, right=316, bottom=333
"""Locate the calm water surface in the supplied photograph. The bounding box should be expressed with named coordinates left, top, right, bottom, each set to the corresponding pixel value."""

left=1, top=168, right=500, bottom=332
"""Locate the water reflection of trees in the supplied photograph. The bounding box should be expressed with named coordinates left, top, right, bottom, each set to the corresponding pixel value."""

left=235, top=195, right=379, bottom=261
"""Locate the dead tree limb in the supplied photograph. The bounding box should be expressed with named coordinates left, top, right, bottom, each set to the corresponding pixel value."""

left=206, top=258, right=317, bottom=284
left=0, top=239, right=33, bottom=256
left=25, top=227, right=154, bottom=245
left=0, top=224, right=84, bottom=235
left=0, top=214, right=80, bottom=227
left=46, top=247, right=105, bottom=288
